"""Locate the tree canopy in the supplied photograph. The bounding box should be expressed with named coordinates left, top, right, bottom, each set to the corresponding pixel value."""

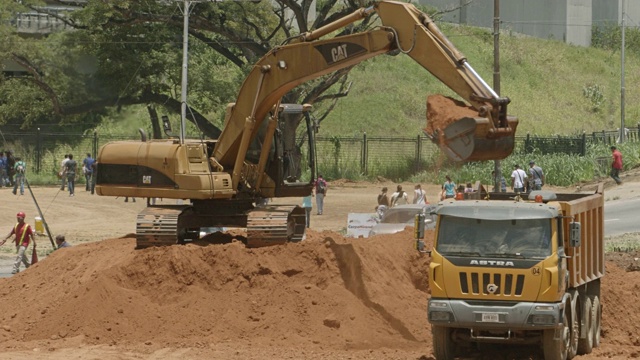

left=0, top=0, right=383, bottom=138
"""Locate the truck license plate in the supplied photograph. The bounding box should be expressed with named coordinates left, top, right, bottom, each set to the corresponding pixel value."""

left=481, top=313, right=499, bottom=322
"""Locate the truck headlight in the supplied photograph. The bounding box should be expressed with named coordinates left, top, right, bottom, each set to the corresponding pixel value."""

left=429, top=311, right=452, bottom=322
left=528, top=314, right=555, bottom=325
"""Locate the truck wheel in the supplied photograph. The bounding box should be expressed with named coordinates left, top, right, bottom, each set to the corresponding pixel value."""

left=577, top=296, right=593, bottom=354
left=591, top=296, right=601, bottom=347
left=432, top=326, right=456, bottom=360
left=543, top=308, right=569, bottom=360
left=567, top=295, right=579, bottom=359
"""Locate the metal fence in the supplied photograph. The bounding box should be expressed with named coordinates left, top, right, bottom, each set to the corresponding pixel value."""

left=2, top=125, right=639, bottom=179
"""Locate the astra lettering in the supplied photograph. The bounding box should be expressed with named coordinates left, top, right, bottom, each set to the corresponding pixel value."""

left=470, top=260, right=515, bottom=267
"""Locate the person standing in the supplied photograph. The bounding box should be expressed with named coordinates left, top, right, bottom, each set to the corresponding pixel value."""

left=302, top=193, right=313, bottom=228
left=0, top=211, right=36, bottom=274
left=65, top=154, right=77, bottom=197
left=610, top=146, right=623, bottom=185
left=12, top=157, right=26, bottom=196
left=6, top=150, right=15, bottom=187
left=315, top=174, right=327, bottom=215
left=0, top=151, right=6, bottom=187
left=491, top=170, right=507, bottom=193
left=377, top=187, right=390, bottom=208
left=441, top=175, right=456, bottom=200
left=391, top=185, right=408, bottom=206
left=82, top=153, right=95, bottom=191
left=511, top=164, right=528, bottom=193
left=60, top=154, right=69, bottom=191
left=464, top=183, right=474, bottom=193
left=528, top=160, right=545, bottom=191
left=413, top=184, right=427, bottom=204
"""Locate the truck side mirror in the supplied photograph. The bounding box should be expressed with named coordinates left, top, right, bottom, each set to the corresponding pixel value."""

left=569, top=222, right=581, bottom=247
left=415, top=213, right=425, bottom=239
left=415, top=213, right=431, bottom=254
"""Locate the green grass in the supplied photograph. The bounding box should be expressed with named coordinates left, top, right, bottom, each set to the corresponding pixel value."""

left=317, top=25, right=640, bottom=137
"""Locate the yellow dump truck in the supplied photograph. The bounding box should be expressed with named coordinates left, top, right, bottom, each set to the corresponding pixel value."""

left=426, top=185, right=604, bottom=360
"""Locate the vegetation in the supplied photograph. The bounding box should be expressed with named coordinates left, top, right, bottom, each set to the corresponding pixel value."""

left=2, top=3, right=640, bottom=187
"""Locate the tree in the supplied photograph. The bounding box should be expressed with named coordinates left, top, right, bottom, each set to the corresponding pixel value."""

left=0, top=0, right=378, bottom=141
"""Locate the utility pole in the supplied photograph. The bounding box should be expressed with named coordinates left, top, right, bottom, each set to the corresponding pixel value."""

left=620, top=0, right=626, bottom=143
left=493, top=0, right=502, bottom=192
left=178, top=0, right=198, bottom=145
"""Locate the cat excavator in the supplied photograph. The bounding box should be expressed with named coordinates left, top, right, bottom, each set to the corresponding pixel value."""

left=96, top=0, right=518, bottom=248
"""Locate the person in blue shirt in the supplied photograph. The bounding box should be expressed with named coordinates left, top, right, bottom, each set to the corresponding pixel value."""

left=302, top=193, right=313, bottom=228
left=0, top=152, right=6, bottom=187
left=82, top=153, right=95, bottom=192
left=440, top=175, right=456, bottom=200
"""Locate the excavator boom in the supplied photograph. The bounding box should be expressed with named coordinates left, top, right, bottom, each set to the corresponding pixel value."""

left=213, top=0, right=517, bottom=169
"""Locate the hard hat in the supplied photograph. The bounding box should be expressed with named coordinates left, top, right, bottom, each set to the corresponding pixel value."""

left=16, top=211, right=25, bottom=218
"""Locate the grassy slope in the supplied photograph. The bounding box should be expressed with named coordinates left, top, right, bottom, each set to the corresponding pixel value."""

left=318, top=25, right=640, bottom=138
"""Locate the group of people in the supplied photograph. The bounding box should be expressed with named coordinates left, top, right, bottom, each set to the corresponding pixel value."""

left=0, top=211, right=71, bottom=275
left=0, top=151, right=28, bottom=196
left=60, top=153, right=96, bottom=197
left=375, top=184, right=428, bottom=218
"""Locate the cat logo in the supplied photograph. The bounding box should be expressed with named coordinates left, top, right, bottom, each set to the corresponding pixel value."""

left=314, top=43, right=366, bottom=65
left=331, top=44, right=348, bottom=62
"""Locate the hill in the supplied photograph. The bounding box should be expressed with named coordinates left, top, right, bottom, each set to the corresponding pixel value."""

left=318, top=25, right=640, bottom=138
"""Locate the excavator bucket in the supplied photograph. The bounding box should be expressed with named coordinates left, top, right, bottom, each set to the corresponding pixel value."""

left=424, top=95, right=517, bottom=162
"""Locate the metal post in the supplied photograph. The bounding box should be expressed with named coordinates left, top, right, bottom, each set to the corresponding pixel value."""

left=93, top=130, right=98, bottom=159
left=36, top=128, right=41, bottom=173
left=362, top=132, right=367, bottom=175
left=179, top=0, right=192, bottom=145
left=493, top=0, right=502, bottom=192
left=621, top=0, right=626, bottom=143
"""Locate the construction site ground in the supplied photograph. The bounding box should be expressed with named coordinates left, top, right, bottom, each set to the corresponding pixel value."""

left=0, top=170, right=639, bottom=360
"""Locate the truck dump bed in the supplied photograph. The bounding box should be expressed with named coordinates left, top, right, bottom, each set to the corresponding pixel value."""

left=557, top=184, right=605, bottom=288
left=484, top=184, right=605, bottom=288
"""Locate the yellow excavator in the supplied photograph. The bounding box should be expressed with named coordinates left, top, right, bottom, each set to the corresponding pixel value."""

left=96, top=0, right=518, bottom=248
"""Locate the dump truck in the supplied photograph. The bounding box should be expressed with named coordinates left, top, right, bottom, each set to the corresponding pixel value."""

left=426, top=185, right=604, bottom=360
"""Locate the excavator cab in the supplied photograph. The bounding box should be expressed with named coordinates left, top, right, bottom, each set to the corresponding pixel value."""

left=424, top=95, right=518, bottom=162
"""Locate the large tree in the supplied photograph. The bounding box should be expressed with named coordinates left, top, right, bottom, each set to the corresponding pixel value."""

left=0, top=0, right=378, bottom=139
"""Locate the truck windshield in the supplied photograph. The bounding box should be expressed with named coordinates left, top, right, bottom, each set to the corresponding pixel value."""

left=436, top=216, right=552, bottom=259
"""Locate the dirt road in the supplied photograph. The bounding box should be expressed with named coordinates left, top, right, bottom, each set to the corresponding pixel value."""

left=0, top=172, right=639, bottom=359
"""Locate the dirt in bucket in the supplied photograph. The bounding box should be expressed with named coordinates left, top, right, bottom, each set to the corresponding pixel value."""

left=424, top=94, right=478, bottom=139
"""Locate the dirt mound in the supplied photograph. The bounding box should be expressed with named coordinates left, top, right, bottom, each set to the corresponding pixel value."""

left=0, top=229, right=432, bottom=351
left=2, top=228, right=640, bottom=359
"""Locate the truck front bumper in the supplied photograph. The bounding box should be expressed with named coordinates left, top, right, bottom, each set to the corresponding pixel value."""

left=428, top=298, right=564, bottom=330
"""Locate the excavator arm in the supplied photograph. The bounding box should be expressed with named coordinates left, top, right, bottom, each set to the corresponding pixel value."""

left=213, top=0, right=517, bottom=186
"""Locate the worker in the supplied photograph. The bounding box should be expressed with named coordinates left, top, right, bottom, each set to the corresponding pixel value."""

left=55, top=235, right=72, bottom=248
left=0, top=211, right=36, bottom=274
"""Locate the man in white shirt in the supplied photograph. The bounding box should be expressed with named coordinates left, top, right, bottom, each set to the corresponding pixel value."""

left=59, top=154, right=69, bottom=191
left=511, top=164, right=528, bottom=193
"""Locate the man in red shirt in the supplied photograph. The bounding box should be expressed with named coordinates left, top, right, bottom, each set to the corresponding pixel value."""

left=610, top=146, right=623, bottom=185
left=1, top=211, right=36, bottom=274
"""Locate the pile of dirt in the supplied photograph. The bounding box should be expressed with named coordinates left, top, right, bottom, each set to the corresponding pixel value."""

left=2, top=228, right=640, bottom=359
left=0, top=230, right=432, bottom=352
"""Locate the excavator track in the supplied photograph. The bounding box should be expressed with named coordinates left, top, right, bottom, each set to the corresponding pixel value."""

left=135, top=205, right=190, bottom=249
left=246, top=205, right=306, bottom=248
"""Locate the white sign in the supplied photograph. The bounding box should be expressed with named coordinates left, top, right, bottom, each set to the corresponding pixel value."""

left=346, top=213, right=378, bottom=238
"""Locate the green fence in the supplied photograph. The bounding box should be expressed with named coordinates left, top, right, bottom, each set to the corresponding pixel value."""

left=1, top=126, right=638, bottom=180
